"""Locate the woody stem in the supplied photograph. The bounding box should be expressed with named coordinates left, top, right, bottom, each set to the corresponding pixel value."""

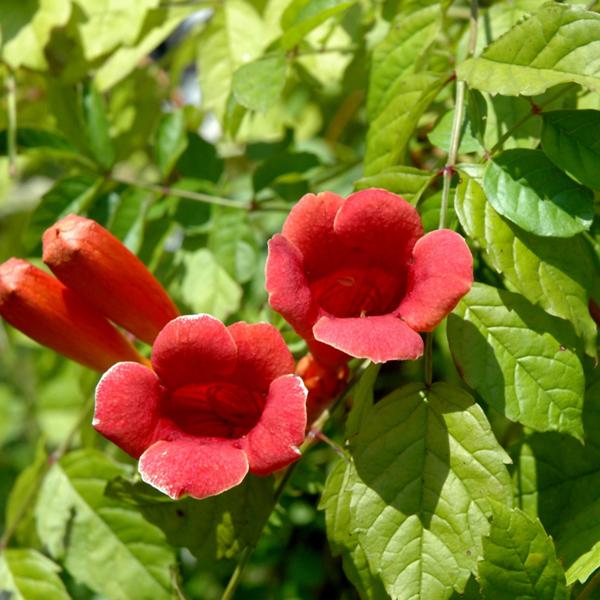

left=425, top=0, right=478, bottom=383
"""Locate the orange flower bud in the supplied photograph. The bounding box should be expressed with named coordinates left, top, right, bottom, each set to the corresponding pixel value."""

left=296, top=353, right=349, bottom=425
left=43, top=215, right=179, bottom=344
left=0, top=258, right=146, bottom=372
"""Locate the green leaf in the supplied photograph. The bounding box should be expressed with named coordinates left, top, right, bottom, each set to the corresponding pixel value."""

left=73, top=0, right=159, bottom=60
left=0, top=549, right=70, bottom=600
left=106, top=474, right=274, bottom=560
left=280, top=0, right=355, bottom=50
left=541, top=109, right=600, bottom=191
left=429, top=109, right=482, bottom=154
left=515, top=373, right=600, bottom=585
left=0, top=0, right=71, bottom=70
left=455, top=172, right=597, bottom=355
left=320, top=460, right=389, bottom=600
left=154, top=110, right=187, bottom=180
left=483, top=149, right=593, bottom=238
left=322, top=382, right=512, bottom=600
left=82, top=83, right=115, bottom=170
left=364, top=72, right=446, bottom=176
left=95, top=6, right=194, bottom=91
left=232, top=53, right=287, bottom=113
left=0, top=128, right=75, bottom=155
left=448, top=282, right=585, bottom=439
left=35, top=449, right=177, bottom=600
left=457, top=3, right=600, bottom=96
left=465, top=0, right=547, bottom=58
left=174, top=248, right=242, bottom=320
left=253, top=151, right=320, bottom=192
left=24, top=176, right=103, bottom=253
left=367, top=4, right=442, bottom=120
left=5, top=439, right=47, bottom=548
left=208, top=207, right=257, bottom=284
left=175, top=133, right=224, bottom=183
left=354, top=166, right=434, bottom=204
left=196, top=0, right=265, bottom=121
left=345, top=363, right=380, bottom=440
left=478, top=503, right=568, bottom=600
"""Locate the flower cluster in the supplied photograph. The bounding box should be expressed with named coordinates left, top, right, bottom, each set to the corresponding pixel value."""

left=0, top=188, right=473, bottom=500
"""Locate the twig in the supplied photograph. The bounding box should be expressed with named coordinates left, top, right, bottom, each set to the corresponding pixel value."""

left=487, top=84, right=576, bottom=156
left=112, top=175, right=250, bottom=209
left=6, top=72, right=17, bottom=179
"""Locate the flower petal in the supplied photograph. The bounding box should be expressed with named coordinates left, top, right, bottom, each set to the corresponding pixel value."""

left=139, top=439, right=249, bottom=500
left=0, top=258, right=144, bottom=371
left=333, top=188, right=423, bottom=267
left=313, top=314, right=424, bottom=363
left=243, top=374, right=307, bottom=475
left=227, top=321, right=295, bottom=392
left=265, top=234, right=319, bottom=334
left=397, top=229, right=473, bottom=331
left=151, top=314, right=237, bottom=388
left=94, top=362, right=164, bottom=458
left=281, top=191, right=345, bottom=275
left=43, top=215, right=179, bottom=345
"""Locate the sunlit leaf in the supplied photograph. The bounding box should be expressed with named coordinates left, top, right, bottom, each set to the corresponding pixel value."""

left=0, top=0, right=70, bottom=70
left=458, top=3, right=600, bottom=96
left=233, top=53, right=287, bottom=113
left=478, top=502, right=568, bottom=600
left=448, top=283, right=585, bottom=439
left=455, top=172, right=597, bottom=355
left=322, top=382, right=512, bottom=600
left=367, top=4, right=441, bottom=120
left=483, top=149, right=593, bottom=237
left=0, top=549, right=70, bottom=600
left=35, top=450, right=176, bottom=600
left=280, top=0, right=355, bottom=50
left=364, top=72, right=446, bottom=175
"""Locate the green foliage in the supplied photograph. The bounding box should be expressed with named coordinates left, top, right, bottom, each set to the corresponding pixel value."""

left=541, top=109, right=600, bottom=191
left=483, top=149, right=593, bottom=237
left=0, top=548, right=70, bottom=600
left=35, top=450, right=176, bottom=600
left=323, top=382, right=512, bottom=600
left=478, top=502, right=568, bottom=600
left=2, top=0, right=600, bottom=598
left=448, top=283, right=584, bottom=438
left=458, top=3, right=600, bottom=96
left=106, top=474, right=274, bottom=561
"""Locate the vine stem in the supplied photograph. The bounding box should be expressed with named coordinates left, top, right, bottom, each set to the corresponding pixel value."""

left=6, top=72, right=17, bottom=179
left=486, top=83, right=576, bottom=156
left=0, top=396, right=94, bottom=551
left=424, top=0, right=479, bottom=383
left=111, top=175, right=250, bottom=210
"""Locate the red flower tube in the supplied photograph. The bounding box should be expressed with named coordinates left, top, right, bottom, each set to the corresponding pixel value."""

left=296, top=353, right=349, bottom=425
left=0, top=258, right=145, bottom=371
left=94, top=315, right=308, bottom=500
left=42, top=215, right=179, bottom=345
left=265, top=189, right=473, bottom=365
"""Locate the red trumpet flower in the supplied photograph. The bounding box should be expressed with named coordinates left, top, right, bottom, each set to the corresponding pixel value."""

left=94, top=316, right=308, bottom=500
left=266, top=189, right=473, bottom=365
left=0, top=259, right=145, bottom=371
left=43, top=215, right=179, bottom=345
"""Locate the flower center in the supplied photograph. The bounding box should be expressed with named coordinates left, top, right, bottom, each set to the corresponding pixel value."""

left=162, top=382, right=265, bottom=439
left=310, top=265, right=405, bottom=318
